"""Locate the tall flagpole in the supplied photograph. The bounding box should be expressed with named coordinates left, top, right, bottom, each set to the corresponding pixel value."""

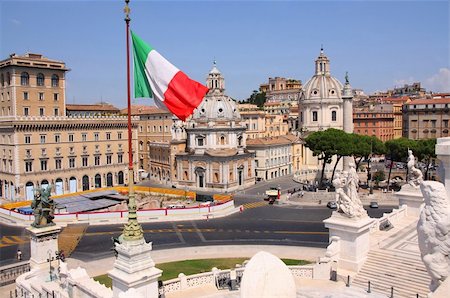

left=122, top=0, right=143, bottom=241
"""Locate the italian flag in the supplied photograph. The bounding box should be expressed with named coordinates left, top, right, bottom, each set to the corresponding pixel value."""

left=131, top=31, right=209, bottom=121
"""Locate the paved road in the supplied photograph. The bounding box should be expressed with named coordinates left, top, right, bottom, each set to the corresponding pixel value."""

left=69, top=205, right=390, bottom=262
left=0, top=186, right=394, bottom=266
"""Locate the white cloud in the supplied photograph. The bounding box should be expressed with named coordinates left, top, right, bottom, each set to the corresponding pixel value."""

left=393, top=76, right=415, bottom=88
left=10, top=19, right=21, bottom=26
left=424, top=68, right=450, bottom=93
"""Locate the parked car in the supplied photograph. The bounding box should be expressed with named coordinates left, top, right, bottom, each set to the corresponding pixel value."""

left=369, top=202, right=379, bottom=208
left=326, top=201, right=337, bottom=209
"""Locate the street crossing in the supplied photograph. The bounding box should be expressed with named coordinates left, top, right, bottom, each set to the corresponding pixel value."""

left=0, top=235, right=29, bottom=248
left=242, top=201, right=268, bottom=210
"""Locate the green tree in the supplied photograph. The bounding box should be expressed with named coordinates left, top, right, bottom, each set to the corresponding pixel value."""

left=245, top=90, right=267, bottom=108
left=304, top=130, right=335, bottom=187
left=373, top=170, right=385, bottom=187
left=329, top=130, right=353, bottom=183
left=305, top=128, right=352, bottom=187
left=415, top=138, right=437, bottom=179
left=351, top=135, right=385, bottom=184
left=384, top=138, right=416, bottom=190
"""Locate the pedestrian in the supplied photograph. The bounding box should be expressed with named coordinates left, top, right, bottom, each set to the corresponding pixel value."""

left=300, top=191, right=304, bottom=198
left=17, top=249, right=22, bottom=261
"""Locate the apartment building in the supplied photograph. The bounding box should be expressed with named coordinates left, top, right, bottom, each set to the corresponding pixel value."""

left=403, top=95, right=450, bottom=139
left=0, top=53, right=137, bottom=201
left=353, top=104, right=395, bottom=142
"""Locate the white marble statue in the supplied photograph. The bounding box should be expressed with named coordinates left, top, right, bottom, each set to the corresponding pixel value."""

left=418, top=181, right=450, bottom=292
left=407, top=149, right=423, bottom=188
left=332, top=168, right=366, bottom=218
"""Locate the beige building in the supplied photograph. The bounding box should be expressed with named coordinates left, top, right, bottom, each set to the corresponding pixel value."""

left=0, top=53, right=67, bottom=117
left=265, top=114, right=289, bottom=137
left=237, top=103, right=266, bottom=139
left=247, top=135, right=295, bottom=180
left=403, top=95, right=450, bottom=139
left=259, top=77, right=302, bottom=102
left=380, top=96, right=411, bottom=139
left=123, top=105, right=174, bottom=183
left=0, top=53, right=137, bottom=201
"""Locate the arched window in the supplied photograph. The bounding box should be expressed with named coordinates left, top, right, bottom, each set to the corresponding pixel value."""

left=21, top=72, right=29, bottom=86
left=0, top=73, right=4, bottom=87
left=95, top=174, right=101, bottom=188
left=37, top=73, right=45, bottom=86
left=139, top=141, right=143, bottom=151
left=331, top=110, right=337, bottom=121
left=51, top=74, right=59, bottom=87
left=6, top=72, right=11, bottom=85
left=220, top=135, right=225, bottom=145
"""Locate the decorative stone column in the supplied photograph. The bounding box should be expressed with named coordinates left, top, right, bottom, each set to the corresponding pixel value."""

left=342, top=74, right=353, bottom=171
left=323, top=212, right=374, bottom=272
left=26, top=225, right=61, bottom=269
left=436, top=137, right=450, bottom=196
left=108, top=238, right=162, bottom=298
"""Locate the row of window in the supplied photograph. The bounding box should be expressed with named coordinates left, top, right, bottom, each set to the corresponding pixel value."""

left=311, top=110, right=337, bottom=122
left=25, top=131, right=123, bottom=144
left=0, top=72, right=60, bottom=87
left=19, top=72, right=59, bottom=87
left=24, top=154, right=123, bottom=172
left=0, top=159, right=13, bottom=173
left=23, top=107, right=60, bottom=117
left=410, top=119, right=449, bottom=128
left=1, top=91, right=59, bottom=103
left=22, top=91, right=59, bottom=101
left=139, top=125, right=170, bottom=133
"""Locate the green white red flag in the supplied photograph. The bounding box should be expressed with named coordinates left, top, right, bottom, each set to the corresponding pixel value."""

left=131, top=31, right=208, bottom=121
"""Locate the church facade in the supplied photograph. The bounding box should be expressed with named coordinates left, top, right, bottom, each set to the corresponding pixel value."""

left=296, top=49, right=354, bottom=181
left=172, top=62, right=255, bottom=192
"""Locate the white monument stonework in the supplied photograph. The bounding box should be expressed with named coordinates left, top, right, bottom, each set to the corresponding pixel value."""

left=436, top=137, right=450, bottom=195
left=323, top=213, right=373, bottom=272
left=26, top=225, right=61, bottom=269
left=417, top=181, right=450, bottom=293
left=324, top=163, right=373, bottom=272
left=396, top=150, right=424, bottom=216
left=240, top=251, right=296, bottom=298
left=108, top=238, right=162, bottom=298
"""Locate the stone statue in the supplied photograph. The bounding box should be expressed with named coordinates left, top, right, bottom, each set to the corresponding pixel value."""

left=407, top=149, right=423, bottom=188
left=333, top=170, right=366, bottom=218
left=418, top=181, right=450, bottom=292
left=31, top=186, right=55, bottom=228
left=345, top=71, right=349, bottom=84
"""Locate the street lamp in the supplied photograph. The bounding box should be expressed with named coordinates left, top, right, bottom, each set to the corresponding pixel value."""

left=47, top=249, right=54, bottom=281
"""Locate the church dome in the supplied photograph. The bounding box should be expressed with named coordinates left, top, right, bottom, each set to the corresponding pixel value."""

left=191, top=61, right=241, bottom=121
left=302, top=48, right=343, bottom=101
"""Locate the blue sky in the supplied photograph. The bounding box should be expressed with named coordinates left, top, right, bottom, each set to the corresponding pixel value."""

left=1, top=0, right=449, bottom=108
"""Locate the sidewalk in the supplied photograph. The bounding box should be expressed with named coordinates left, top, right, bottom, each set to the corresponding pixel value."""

left=285, top=190, right=399, bottom=207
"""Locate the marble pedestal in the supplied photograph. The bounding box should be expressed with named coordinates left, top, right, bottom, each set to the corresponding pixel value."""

left=396, top=184, right=423, bottom=217
left=108, top=238, right=162, bottom=298
left=323, top=212, right=374, bottom=272
left=26, top=225, right=61, bottom=270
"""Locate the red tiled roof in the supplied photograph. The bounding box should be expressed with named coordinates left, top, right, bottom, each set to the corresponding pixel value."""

left=380, top=96, right=411, bottom=103
left=406, top=98, right=450, bottom=105
left=66, top=103, right=119, bottom=112
left=120, top=105, right=170, bottom=115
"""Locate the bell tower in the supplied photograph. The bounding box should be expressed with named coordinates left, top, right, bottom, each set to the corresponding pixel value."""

left=206, top=60, right=225, bottom=95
